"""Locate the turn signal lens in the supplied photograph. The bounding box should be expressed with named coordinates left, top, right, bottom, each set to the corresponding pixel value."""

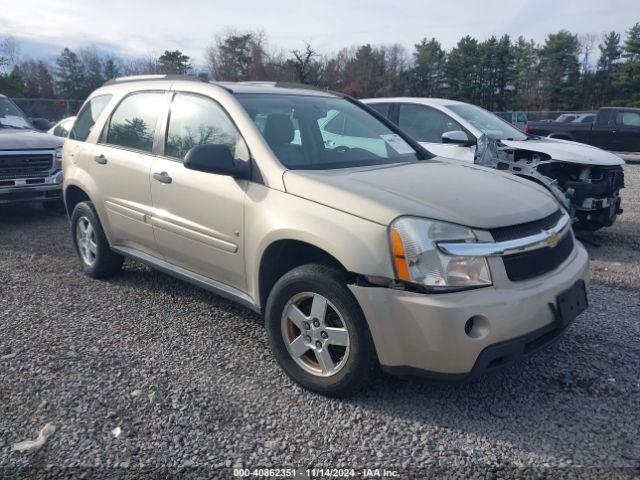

left=390, top=228, right=410, bottom=281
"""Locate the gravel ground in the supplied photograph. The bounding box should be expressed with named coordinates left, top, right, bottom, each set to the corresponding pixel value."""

left=1, top=165, right=639, bottom=479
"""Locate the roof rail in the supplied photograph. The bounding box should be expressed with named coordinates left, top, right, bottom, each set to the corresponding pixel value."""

left=232, top=81, right=325, bottom=91
left=102, top=74, right=206, bottom=86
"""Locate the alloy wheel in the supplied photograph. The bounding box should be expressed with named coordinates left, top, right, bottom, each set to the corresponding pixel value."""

left=281, top=292, right=350, bottom=377
left=75, top=216, right=97, bottom=266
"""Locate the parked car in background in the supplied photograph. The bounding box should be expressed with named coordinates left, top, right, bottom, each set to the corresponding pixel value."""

left=494, top=111, right=528, bottom=131
left=63, top=76, right=589, bottom=395
left=526, top=107, right=640, bottom=154
left=0, top=94, right=64, bottom=209
left=48, top=116, right=77, bottom=138
left=363, top=98, right=625, bottom=230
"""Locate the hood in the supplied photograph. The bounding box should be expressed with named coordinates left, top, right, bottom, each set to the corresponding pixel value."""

left=283, top=159, right=559, bottom=228
left=0, top=128, right=64, bottom=150
left=501, top=137, right=624, bottom=166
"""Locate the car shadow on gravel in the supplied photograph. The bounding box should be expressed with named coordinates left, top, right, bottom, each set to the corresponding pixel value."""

left=0, top=204, right=66, bottom=226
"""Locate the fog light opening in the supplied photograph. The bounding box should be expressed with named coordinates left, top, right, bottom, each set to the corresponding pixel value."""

left=464, top=315, right=489, bottom=340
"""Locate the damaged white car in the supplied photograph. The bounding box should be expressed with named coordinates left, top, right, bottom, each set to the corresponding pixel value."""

left=362, top=98, right=625, bottom=230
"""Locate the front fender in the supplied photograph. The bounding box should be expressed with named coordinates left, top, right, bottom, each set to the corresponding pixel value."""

left=243, top=183, right=393, bottom=304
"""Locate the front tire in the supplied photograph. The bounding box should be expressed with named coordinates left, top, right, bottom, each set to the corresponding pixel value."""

left=71, top=201, right=123, bottom=278
left=265, top=264, right=378, bottom=396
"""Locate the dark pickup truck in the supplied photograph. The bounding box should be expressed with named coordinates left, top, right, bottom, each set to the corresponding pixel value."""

left=1, top=94, right=64, bottom=208
left=527, top=107, right=640, bottom=153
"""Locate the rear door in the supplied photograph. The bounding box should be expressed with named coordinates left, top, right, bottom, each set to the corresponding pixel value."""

left=66, top=94, right=113, bottom=174
left=396, top=103, right=474, bottom=162
left=90, top=90, right=167, bottom=256
left=149, top=92, right=249, bottom=291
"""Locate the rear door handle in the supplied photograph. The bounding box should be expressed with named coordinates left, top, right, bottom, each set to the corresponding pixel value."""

left=153, top=172, right=172, bottom=184
left=94, top=154, right=107, bottom=165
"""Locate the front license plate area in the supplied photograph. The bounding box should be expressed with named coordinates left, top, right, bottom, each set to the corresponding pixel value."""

left=556, top=280, right=588, bottom=327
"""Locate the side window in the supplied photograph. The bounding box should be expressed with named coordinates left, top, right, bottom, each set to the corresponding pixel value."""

left=616, top=111, right=640, bottom=127
left=165, top=93, right=249, bottom=161
left=318, top=109, right=387, bottom=155
left=398, top=104, right=462, bottom=143
left=368, top=103, right=391, bottom=118
left=106, top=92, right=165, bottom=152
left=517, top=112, right=527, bottom=123
left=321, top=110, right=378, bottom=138
left=69, top=94, right=112, bottom=142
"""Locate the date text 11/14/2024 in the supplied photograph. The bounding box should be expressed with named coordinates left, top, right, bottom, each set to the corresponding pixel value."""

left=233, top=467, right=401, bottom=478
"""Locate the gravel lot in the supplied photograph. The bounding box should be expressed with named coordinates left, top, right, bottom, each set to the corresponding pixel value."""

left=1, top=165, right=639, bottom=479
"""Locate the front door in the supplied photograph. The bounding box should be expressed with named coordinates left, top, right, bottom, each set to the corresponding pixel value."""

left=396, top=103, right=475, bottom=162
left=150, top=92, right=249, bottom=291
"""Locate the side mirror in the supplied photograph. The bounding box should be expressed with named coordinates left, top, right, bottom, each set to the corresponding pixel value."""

left=442, top=130, right=474, bottom=146
left=30, top=118, right=52, bottom=131
left=183, top=144, right=249, bottom=178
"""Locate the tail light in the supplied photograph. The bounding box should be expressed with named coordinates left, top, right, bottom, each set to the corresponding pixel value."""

left=524, top=123, right=530, bottom=134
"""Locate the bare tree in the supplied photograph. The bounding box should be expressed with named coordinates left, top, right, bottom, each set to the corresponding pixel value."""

left=286, top=42, right=320, bottom=83
left=206, top=29, right=269, bottom=81
left=0, top=36, right=19, bottom=73
left=579, top=33, right=597, bottom=74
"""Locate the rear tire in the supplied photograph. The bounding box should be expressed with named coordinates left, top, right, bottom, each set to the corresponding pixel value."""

left=265, top=264, right=378, bottom=396
left=71, top=201, right=123, bottom=278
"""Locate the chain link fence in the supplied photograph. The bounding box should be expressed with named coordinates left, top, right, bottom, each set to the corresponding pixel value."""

left=11, top=98, right=85, bottom=122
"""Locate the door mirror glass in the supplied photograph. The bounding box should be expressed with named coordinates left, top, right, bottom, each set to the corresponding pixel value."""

left=183, top=144, right=249, bottom=178
left=442, top=130, right=473, bottom=145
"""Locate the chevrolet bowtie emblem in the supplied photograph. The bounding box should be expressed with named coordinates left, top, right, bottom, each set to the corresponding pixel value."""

left=546, top=230, right=560, bottom=248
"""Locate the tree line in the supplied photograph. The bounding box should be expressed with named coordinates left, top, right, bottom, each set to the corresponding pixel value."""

left=1, top=24, right=640, bottom=114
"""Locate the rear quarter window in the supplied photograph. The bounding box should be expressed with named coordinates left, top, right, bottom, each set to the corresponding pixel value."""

left=70, top=95, right=112, bottom=142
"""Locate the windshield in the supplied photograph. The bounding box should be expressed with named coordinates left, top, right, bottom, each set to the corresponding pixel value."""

left=236, top=94, right=422, bottom=170
left=447, top=104, right=527, bottom=141
left=0, top=98, right=31, bottom=129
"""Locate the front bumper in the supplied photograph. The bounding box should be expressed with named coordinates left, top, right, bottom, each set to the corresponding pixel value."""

left=349, top=241, right=589, bottom=378
left=0, top=170, right=63, bottom=205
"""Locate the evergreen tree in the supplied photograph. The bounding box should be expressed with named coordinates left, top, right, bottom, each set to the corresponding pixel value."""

left=55, top=48, right=86, bottom=98
left=597, top=32, right=623, bottom=104
left=103, top=58, right=119, bottom=81
left=623, top=22, right=640, bottom=62
left=538, top=31, right=581, bottom=110
left=409, top=38, right=445, bottom=97
left=157, top=50, right=192, bottom=75
left=444, top=36, right=481, bottom=104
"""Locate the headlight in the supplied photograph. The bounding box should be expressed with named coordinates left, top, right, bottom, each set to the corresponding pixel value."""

left=54, top=148, right=62, bottom=170
left=389, top=217, right=492, bottom=289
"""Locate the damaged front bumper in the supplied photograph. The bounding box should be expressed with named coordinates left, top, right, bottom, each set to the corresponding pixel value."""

left=475, top=137, right=625, bottom=230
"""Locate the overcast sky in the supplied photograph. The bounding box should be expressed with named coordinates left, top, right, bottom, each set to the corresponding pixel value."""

left=2, top=0, right=639, bottom=66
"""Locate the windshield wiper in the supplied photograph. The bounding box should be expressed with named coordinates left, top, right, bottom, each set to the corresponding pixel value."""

left=0, top=121, right=29, bottom=129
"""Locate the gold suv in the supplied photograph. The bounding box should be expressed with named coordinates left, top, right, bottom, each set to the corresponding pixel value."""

left=63, top=76, right=589, bottom=396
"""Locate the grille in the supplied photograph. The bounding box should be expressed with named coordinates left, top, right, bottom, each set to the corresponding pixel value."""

left=490, top=210, right=563, bottom=242
left=0, top=153, right=53, bottom=179
left=502, top=232, right=574, bottom=282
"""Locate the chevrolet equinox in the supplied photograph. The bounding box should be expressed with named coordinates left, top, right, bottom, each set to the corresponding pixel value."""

left=63, top=76, right=589, bottom=396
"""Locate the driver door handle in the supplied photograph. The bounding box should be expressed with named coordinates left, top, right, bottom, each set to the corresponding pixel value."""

left=94, top=154, right=107, bottom=165
left=153, top=172, right=172, bottom=184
